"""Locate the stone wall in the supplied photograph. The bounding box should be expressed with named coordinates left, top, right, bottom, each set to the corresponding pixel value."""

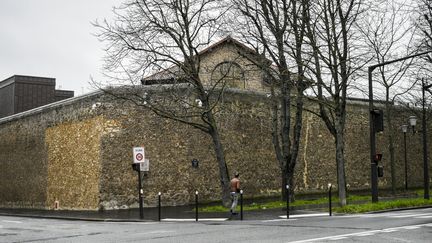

left=46, top=116, right=105, bottom=209
left=0, top=93, right=108, bottom=209
left=0, top=87, right=430, bottom=210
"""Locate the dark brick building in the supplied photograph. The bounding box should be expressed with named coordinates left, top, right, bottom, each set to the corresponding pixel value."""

left=0, top=75, right=74, bottom=118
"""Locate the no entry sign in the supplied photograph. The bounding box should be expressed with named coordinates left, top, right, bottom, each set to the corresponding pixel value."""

left=133, top=147, right=145, bottom=164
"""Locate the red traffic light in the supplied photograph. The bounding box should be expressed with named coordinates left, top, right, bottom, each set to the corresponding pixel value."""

left=374, top=153, right=382, bottom=162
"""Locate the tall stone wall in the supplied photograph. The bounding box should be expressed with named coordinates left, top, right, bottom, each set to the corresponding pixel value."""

left=0, top=93, right=110, bottom=209
left=0, top=114, right=48, bottom=208
left=0, top=88, right=430, bottom=210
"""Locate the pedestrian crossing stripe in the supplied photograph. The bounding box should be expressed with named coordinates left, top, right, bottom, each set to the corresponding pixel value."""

left=288, top=223, right=432, bottom=243
left=339, top=210, right=432, bottom=219
left=279, top=213, right=329, bottom=219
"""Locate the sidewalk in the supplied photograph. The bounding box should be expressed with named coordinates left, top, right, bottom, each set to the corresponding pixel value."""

left=0, top=205, right=323, bottom=222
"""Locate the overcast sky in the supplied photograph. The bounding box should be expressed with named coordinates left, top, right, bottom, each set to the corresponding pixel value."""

left=0, top=0, right=119, bottom=95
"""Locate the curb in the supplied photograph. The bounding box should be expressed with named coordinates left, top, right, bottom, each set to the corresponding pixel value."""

left=365, top=205, right=432, bottom=214
left=0, top=213, right=151, bottom=222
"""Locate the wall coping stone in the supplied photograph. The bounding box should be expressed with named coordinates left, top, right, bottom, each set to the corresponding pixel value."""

left=0, top=82, right=392, bottom=126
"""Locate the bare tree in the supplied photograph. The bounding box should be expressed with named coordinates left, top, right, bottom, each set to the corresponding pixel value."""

left=357, top=0, right=416, bottom=193
left=231, top=0, right=309, bottom=201
left=304, top=0, right=366, bottom=206
left=94, top=0, right=233, bottom=205
left=417, top=0, right=432, bottom=50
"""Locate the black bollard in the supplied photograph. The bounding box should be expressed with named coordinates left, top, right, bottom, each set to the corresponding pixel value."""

left=240, top=190, right=243, bottom=221
left=158, top=192, right=161, bottom=221
left=328, top=183, right=332, bottom=216
left=195, top=191, right=199, bottom=222
left=286, top=185, right=290, bottom=219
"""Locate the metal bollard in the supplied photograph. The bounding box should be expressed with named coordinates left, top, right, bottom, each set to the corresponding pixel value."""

left=158, top=192, right=161, bottom=221
left=286, top=184, right=290, bottom=219
left=240, top=190, right=243, bottom=220
left=328, top=183, right=332, bottom=216
left=195, top=191, right=199, bottom=222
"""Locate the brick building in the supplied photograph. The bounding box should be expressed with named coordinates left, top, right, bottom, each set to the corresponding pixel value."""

left=0, top=75, right=74, bottom=118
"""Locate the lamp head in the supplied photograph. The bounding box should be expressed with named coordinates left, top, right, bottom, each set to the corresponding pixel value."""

left=401, top=124, right=408, bottom=133
left=409, top=116, right=417, bottom=133
left=409, top=116, right=417, bottom=127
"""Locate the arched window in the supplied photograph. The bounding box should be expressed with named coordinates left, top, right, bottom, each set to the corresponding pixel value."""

left=210, top=61, right=245, bottom=89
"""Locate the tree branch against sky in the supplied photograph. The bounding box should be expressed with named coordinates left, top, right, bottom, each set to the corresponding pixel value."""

left=357, top=0, right=417, bottom=193
left=231, top=0, right=309, bottom=202
left=94, top=0, right=233, bottom=205
left=304, top=0, right=366, bottom=206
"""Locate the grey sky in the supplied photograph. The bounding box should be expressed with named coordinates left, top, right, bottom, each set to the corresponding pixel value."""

left=0, top=0, right=119, bottom=95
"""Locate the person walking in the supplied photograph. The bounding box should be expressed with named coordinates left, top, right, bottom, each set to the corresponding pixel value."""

left=230, top=172, right=240, bottom=215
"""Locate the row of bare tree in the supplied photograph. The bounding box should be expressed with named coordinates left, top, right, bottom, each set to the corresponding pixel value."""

left=94, top=0, right=432, bottom=207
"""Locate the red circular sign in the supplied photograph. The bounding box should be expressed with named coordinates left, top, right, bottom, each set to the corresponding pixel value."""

left=136, top=153, right=143, bottom=161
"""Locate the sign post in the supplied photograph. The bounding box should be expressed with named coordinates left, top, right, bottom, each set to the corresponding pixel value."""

left=132, top=147, right=145, bottom=219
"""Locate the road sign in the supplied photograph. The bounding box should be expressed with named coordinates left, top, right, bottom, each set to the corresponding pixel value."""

left=133, top=147, right=145, bottom=164
left=140, top=159, right=149, bottom=172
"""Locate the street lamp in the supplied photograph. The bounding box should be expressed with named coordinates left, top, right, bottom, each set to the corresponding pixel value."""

left=409, top=116, right=417, bottom=133
left=368, top=50, right=432, bottom=203
left=401, top=124, right=408, bottom=190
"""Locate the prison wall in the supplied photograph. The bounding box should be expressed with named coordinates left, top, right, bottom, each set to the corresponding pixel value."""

left=0, top=88, right=429, bottom=210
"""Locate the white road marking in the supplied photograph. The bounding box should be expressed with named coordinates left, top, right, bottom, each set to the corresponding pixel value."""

left=381, top=229, right=398, bottom=233
left=2, top=220, right=22, bottom=224
left=417, top=215, right=432, bottom=218
left=339, top=211, right=432, bottom=219
left=355, top=232, right=376, bottom=236
left=161, top=218, right=228, bottom=222
left=136, top=230, right=175, bottom=235
left=328, top=237, right=347, bottom=240
left=262, top=219, right=298, bottom=222
left=287, top=223, right=432, bottom=243
left=402, top=225, right=421, bottom=230
left=391, top=213, right=432, bottom=218
left=279, top=213, right=329, bottom=219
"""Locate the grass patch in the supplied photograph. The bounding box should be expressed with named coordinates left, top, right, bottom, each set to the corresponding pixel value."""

left=198, top=190, right=427, bottom=213
left=334, top=198, right=432, bottom=214
left=198, top=194, right=371, bottom=213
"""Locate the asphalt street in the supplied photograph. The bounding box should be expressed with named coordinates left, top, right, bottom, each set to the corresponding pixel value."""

left=1, top=208, right=432, bottom=242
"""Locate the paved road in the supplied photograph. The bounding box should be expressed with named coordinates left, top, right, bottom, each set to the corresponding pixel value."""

left=1, top=208, right=431, bottom=242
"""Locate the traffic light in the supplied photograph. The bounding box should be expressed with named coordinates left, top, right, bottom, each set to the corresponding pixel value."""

left=371, top=109, right=384, bottom=133
left=377, top=166, right=384, bottom=177
left=374, top=153, right=384, bottom=177
left=374, top=153, right=382, bottom=164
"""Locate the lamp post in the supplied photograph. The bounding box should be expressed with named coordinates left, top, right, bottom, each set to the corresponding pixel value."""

left=368, top=50, right=432, bottom=203
left=401, top=124, right=408, bottom=190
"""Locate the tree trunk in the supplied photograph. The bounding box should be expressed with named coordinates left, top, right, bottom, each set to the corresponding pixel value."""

left=385, top=94, right=396, bottom=194
left=207, top=115, right=231, bottom=207
left=335, top=122, right=347, bottom=206
left=288, top=170, right=295, bottom=202
left=389, top=131, right=396, bottom=193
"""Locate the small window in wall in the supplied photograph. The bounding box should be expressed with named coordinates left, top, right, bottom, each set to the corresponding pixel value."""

left=210, top=61, right=245, bottom=89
